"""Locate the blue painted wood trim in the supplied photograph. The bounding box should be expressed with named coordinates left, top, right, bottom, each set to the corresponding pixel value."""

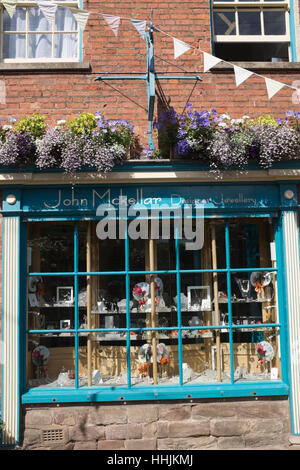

left=289, top=0, right=298, bottom=62
left=21, top=381, right=289, bottom=404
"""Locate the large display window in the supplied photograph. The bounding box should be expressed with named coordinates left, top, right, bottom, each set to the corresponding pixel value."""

left=25, top=216, right=283, bottom=391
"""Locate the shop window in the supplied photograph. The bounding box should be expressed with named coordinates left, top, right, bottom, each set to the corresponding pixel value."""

left=212, top=1, right=290, bottom=62
left=2, top=3, right=79, bottom=61
left=26, top=218, right=282, bottom=393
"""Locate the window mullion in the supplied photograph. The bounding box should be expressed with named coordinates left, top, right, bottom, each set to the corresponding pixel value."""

left=225, top=220, right=235, bottom=385
left=175, top=229, right=183, bottom=387
left=74, top=221, right=79, bottom=389
left=125, top=221, right=131, bottom=389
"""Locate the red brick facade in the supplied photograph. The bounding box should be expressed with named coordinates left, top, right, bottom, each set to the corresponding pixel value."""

left=0, top=2, right=299, bottom=148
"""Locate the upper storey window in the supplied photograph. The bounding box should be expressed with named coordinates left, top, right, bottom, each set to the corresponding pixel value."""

left=1, top=1, right=79, bottom=61
left=212, top=0, right=290, bottom=61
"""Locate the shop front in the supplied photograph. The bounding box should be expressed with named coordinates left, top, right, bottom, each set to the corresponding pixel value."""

left=1, top=164, right=300, bottom=448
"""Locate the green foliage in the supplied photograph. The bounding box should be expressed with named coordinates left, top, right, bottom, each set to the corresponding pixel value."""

left=67, top=112, right=97, bottom=135
left=15, top=113, right=47, bottom=139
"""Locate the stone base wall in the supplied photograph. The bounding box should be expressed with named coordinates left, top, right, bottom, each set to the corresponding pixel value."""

left=19, top=397, right=295, bottom=450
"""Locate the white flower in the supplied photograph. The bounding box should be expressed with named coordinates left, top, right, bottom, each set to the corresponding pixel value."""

left=57, top=119, right=66, bottom=126
left=3, top=125, right=12, bottom=130
left=218, top=122, right=228, bottom=128
left=242, top=115, right=250, bottom=120
left=221, top=114, right=231, bottom=120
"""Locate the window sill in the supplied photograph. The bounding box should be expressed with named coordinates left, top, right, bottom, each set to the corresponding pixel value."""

left=0, top=61, right=91, bottom=74
left=211, top=61, right=300, bottom=71
left=21, top=381, right=289, bottom=404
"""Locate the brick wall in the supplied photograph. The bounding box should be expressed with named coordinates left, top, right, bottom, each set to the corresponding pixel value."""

left=20, top=398, right=295, bottom=450
left=0, top=1, right=299, bottom=148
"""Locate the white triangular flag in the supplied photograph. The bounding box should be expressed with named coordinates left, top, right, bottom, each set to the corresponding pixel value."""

left=1, top=0, right=17, bottom=19
left=130, top=18, right=146, bottom=39
left=233, top=65, right=253, bottom=87
left=265, top=77, right=285, bottom=99
left=37, top=0, right=57, bottom=25
left=101, top=14, right=121, bottom=37
left=203, top=52, right=222, bottom=72
left=69, top=8, right=90, bottom=31
left=173, top=38, right=191, bottom=59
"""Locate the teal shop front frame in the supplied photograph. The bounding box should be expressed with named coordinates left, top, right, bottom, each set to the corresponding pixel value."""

left=20, top=214, right=289, bottom=405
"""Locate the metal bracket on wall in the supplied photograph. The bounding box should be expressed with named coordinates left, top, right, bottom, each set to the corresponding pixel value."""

left=95, top=23, right=202, bottom=150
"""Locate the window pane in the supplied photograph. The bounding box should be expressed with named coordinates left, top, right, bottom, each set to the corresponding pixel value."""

left=182, top=329, right=230, bottom=383
left=130, top=274, right=178, bottom=329
left=214, top=42, right=289, bottom=62
left=4, top=8, right=26, bottom=31
left=238, top=11, right=261, bottom=35
left=213, top=11, right=236, bottom=35
left=29, top=7, right=51, bottom=32
left=264, top=11, right=286, bottom=35
left=28, top=223, right=74, bottom=273
left=55, top=7, right=77, bottom=31
left=131, top=333, right=179, bottom=385
left=229, top=219, right=273, bottom=269
left=3, top=33, right=26, bottom=58
left=54, top=33, right=78, bottom=58
left=27, top=334, right=75, bottom=389
left=80, top=332, right=128, bottom=387
left=28, top=34, right=52, bottom=58
left=231, top=327, right=281, bottom=382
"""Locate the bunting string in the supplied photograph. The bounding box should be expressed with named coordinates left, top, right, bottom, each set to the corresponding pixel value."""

left=0, top=0, right=298, bottom=99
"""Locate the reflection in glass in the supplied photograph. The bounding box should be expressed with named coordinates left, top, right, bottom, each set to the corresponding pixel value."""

left=238, top=11, right=261, bottom=35
left=264, top=11, right=286, bottom=35
left=214, top=11, right=236, bottom=35
left=28, top=222, right=74, bottom=273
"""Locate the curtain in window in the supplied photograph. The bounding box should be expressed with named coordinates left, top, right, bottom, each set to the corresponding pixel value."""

left=3, top=7, right=78, bottom=59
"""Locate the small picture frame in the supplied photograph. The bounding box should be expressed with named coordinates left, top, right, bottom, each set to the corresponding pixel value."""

left=187, top=286, right=211, bottom=311
left=60, top=319, right=71, bottom=330
left=56, top=286, right=74, bottom=305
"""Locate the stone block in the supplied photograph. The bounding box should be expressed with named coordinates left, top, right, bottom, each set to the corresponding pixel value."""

left=24, top=410, right=52, bottom=428
left=210, top=418, right=249, bottom=437
left=22, top=428, right=42, bottom=448
left=52, top=410, right=76, bottom=426
left=217, top=436, right=245, bottom=449
left=88, top=405, right=127, bottom=425
left=192, top=403, right=236, bottom=419
left=97, top=440, right=125, bottom=450
left=248, top=418, right=286, bottom=434
left=73, top=441, right=97, bottom=450
left=143, top=422, right=157, bottom=438
left=128, top=404, right=158, bottom=423
left=157, top=437, right=217, bottom=450
left=69, top=424, right=105, bottom=442
left=158, top=404, right=192, bottom=421
left=124, top=439, right=157, bottom=450
left=168, top=420, right=210, bottom=438
left=105, top=424, right=143, bottom=441
left=157, top=421, right=169, bottom=438
left=245, top=432, right=290, bottom=449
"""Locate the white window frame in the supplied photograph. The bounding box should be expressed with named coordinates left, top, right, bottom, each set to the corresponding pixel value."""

left=0, top=1, right=80, bottom=63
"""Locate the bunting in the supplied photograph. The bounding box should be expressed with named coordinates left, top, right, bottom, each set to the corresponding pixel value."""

left=37, top=0, right=57, bottom=24
left=70, top=8, right=90, bottom=31
left=1, top=0, right=17, bottom=19
left=4, top=0, right=297, bottom=101
left=101, top=14, right=121, bottom=37
left=173, top=38, right=191, bottom=59
left=203, top=52, right=222, bottom=73
left=130, top=18, right=147, bottom=39
left=233, top=65, right=253, bottom=88
left=264, top=77, right=286, bottom=100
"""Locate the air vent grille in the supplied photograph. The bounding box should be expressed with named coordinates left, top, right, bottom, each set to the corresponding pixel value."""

left=41, top=428, right=64, bottom=443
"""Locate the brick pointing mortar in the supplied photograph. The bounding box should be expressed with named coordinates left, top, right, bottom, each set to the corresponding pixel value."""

left=19, top=398, right=297, bottom=450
